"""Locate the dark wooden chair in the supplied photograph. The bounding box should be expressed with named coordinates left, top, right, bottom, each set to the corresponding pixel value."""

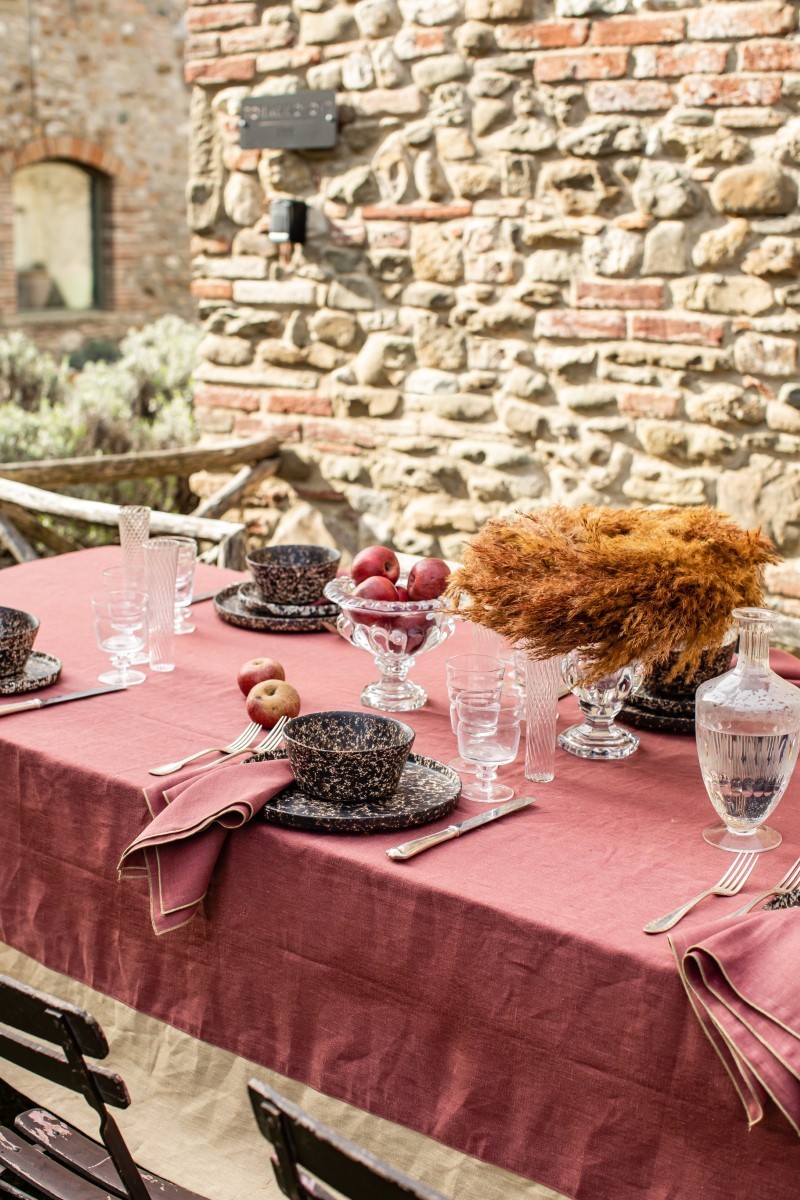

left=248, top=1079, right=449, bottom=1200
left=0, top=973, right=209, bottom=1200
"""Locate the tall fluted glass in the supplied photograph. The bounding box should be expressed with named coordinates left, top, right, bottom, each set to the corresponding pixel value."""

left=119, top=506, right=151, bottom=588
left=515, top=651, right=560, bottom=782
left=119, top=506, right=151, bottom=664
left=142, top=539, right=179, bottom=672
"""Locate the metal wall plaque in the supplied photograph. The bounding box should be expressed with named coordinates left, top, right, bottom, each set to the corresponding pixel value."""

left=239, top=90, right=337, bottom=151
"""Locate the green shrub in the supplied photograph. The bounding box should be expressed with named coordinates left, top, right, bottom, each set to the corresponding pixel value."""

left=0, top=331, right=66, bottom=411
left=0, top=317, right=203, bottom=535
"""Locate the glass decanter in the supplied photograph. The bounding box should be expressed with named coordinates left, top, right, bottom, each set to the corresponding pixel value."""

left=697, top=608, right=800, bottom=853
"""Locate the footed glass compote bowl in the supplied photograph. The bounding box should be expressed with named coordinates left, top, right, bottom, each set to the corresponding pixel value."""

left=558, top=649, right=643, bottom=760
left=324, top=577, right=456, bottom=712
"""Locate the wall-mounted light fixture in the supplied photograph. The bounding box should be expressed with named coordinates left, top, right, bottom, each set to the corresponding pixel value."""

left=268, top=199, right=308, bottom=247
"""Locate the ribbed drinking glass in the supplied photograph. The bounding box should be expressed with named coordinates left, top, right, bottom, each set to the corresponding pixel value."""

left=142, top=539, right=179, bottom=672
left=170, top=536, right=197, bottom=634
left=515, top=651, right=560, bottom=783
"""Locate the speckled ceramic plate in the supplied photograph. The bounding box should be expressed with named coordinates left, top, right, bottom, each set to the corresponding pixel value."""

left=214, top=584, right=336, bottom=634
left=628, top=685, right=695, bottom=719
left=237, top=581, right=339, bottom=620
left=249, top=748, right=461, bottom=834
left=0, top=651, right=62, bottom=695
left=620, top=704, right=695, bottom=736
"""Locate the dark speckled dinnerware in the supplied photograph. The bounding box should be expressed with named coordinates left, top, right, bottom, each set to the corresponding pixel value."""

left=246, top=544, right=341, bottom=605
left=283, top=710, right=415, bottom=804
left=0, top=607, right=39, bottom=680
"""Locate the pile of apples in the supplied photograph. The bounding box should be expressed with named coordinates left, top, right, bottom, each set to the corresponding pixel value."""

left=348, top=546, right=451, bottom=654
left=351, top=546, right=451, bottom=603
left=237, top=658, right=301, bottom=728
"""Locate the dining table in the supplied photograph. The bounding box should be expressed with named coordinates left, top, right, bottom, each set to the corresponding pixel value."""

left=1, top=545, right=800, bottom=1200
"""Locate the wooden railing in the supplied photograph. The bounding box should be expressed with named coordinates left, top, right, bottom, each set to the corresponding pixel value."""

left=0, top=434, right=281, bottom=569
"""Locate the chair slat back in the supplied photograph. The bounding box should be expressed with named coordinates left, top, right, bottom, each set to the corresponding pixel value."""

left=0, top=1030, right=129, bottom=1109
left=249, top=1081, right=449, bottom=1200
left=0, top=977, right=107, bottom=1059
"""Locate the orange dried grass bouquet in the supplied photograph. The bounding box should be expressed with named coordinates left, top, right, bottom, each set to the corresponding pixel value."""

left=446, top=505, right=778, bottom=682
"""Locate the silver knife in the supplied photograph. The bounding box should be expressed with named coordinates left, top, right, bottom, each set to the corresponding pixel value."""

left=190, top=590, right=219, bottom=605
left=387, top=796, right=538, bottom=861
left=0, top=685, right=127, bottom=717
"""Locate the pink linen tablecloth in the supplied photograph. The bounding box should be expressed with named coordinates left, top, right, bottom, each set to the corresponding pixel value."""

left=2, top=546, right=800, bottom=1200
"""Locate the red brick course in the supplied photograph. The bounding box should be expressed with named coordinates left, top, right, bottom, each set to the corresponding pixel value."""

left=633, top=42, right=729, bottom=78
left=630, top=314, right=728, bottom=347
left=190, top=280, right=234, bottom=300
left=193, top=384, right=260, bottom=412
left=534, top=48, right=628, bottom=82
left=574, top=280, right=665, bottom=310
left=536, top=310, right=627, bottom=339
left=738, top=40, right=800, bottom=71
left=362, top=203, right=472, bottom=220
left=687, top=3, right=796, bottom=40
left=186, top=4, right=257, bottom=32
left=495, top=20, right=588, bottom=49
left=262, top=392, right=334, bottom=417
left=587, top=80, right=674, bottom=111
left=589, top=14, right=684, bottom=45
left=618, top=389, right=683, bottom=418
left=678, top=73, right=781, bottom=105
left=185, top=55, right=256, bottom=84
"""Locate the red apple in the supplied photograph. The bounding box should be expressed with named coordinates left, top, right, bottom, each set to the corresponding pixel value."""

left=351, top=545, right=400, bottom=585
left=354, top=576, right=399, bottom=602
left=237, top=657, right=285, bottom=697
left=395, top=585, right=409, bottom=601
left=246, top=679, right=301, bottom=728
left=391, top=611, right=428, bottom=654
left=407, top=558, right=451, bottom=601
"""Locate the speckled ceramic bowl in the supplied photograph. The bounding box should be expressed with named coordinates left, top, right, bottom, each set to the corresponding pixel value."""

left=0, top=607, right=40, bottom=680
left=283, top=710, right=415, bottom=804
left=246, top=544, right=341, bottom=605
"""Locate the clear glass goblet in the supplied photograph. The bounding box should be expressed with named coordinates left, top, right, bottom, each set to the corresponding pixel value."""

left=446, top=653, right=506, bottom=773
left=456, top=692, right=522, bottom=804
left=103, top=565, right=149, bottom=665
left=92, top=591, right=148, bottom=687
left=558, top=649, right=643, bottom=760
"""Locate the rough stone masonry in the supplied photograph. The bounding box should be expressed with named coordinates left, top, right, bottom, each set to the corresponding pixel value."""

left=187, top=0, right=800, bottom=609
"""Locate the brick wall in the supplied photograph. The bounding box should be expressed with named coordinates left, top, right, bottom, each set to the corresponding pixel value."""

left=187, top=0, right=800, bottom=605
left=0, top=0, right=193, bottom=353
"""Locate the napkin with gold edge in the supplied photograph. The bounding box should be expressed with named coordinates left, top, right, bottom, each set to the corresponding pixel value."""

left=119, top=757, right=294, bottom=936
left=669, top=908, right=800, bottom=1135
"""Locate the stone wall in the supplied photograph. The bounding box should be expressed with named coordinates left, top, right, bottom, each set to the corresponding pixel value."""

left=187, top=0, right=800, bottom=607
left=0, top=0, right=193, bottom=353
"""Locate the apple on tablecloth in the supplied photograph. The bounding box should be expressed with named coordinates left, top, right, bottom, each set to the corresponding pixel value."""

left=237, top=657, right=286, bottom=696
left=246, top=679, right=301, bottom=729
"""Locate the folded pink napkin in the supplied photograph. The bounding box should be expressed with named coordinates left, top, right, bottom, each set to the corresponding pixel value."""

left=670, top=908, right=800, bottom=1134
left=118, top=757, right=294, bottom=935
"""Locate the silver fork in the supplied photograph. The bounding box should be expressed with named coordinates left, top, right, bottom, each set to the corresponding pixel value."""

left=149, top=722, right=261, bottom=776
left=728, top=854, right=800, bottom=918
left=643, top=853, right=758, bottom=934
left=186, top=716, right=288, bottom=774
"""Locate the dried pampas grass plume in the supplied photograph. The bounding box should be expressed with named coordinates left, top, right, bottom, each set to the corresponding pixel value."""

left=446, top=505, right=778, bottom=682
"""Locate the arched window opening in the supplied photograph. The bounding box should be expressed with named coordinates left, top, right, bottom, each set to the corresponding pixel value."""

left=13, top=161, right=104, bottom=311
